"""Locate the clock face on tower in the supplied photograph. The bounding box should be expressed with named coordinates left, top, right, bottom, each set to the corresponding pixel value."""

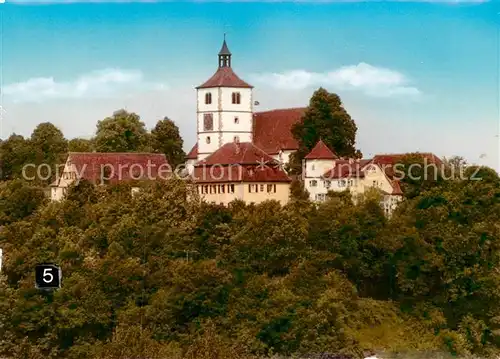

left=204, top=114, right=213, bottom=131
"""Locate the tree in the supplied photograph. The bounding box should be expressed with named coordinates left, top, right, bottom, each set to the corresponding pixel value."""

left=0, top=134, right=31, bottom=180
left=29, top=123, right=69, bottom=183
left=289, top=88, right=362, bottom=173
left=94, top=109, right=151, bottom=153
left=151, top=117, right=185, bottom=167
left=0, top=179, right=46, bottom=225
left=30, top=122, right=68, bottom=164
left=68, top=138, right=94, bottom=152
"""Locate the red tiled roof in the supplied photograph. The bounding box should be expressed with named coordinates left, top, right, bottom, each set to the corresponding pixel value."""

left=193, top=164, right=291, bottom=183
left=186, top=143, right=198, bottom=159
left=193, top=142, right=291, bottom=183
left=391, top=180, right=403, bottom=195
left=196, top=67, right=253, bottom=89
left=185, top=107, right=306, bottom=160
left=198, top=142, right=277, bottom=166
left=253, top=108, right=306, bottom=154
left=321, top=160, right=371, bottom=179
left=305, top=140, right=337, bottom=160
left=66, top=152, right=170, bottom=184
left=372, top=153, right=442, bottom=179
left=372, top=153, right=442, bottom=166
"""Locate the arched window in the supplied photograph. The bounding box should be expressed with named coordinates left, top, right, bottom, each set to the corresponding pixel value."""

left=206, top=136, right=211, bottom=144
left=231, top=92, right=241, bottom=104
left=205, top=92, right=212, bottom=104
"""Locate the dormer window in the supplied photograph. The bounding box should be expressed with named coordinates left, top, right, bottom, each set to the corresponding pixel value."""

left=231, top=92, right=241, bottom=104
left=205, top=92, right=212, bottom=104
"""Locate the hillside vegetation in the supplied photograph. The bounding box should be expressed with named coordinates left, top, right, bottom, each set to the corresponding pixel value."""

left=0, top=165, right=499, bottom=359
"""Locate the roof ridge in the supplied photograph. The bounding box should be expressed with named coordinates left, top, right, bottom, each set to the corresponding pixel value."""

left=254, top=107, right=307, bottom=115
left=69, top=152, right=165, bottom=155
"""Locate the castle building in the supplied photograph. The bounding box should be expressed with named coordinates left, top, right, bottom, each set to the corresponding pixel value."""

left=187, top=38, right=296, bottom=204
left=186, top=38, right=305, bottom=171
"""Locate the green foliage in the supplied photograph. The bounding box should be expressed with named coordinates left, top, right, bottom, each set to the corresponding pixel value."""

left=1, top=118, right=499, bottom=359
left=68, top=138, right=94, bottom=152
left=0, top=134, right=33, bottom=180
left=30, top=122, right=69, bottom=165
left=0, top=180, right=46, bottom=225
left=289, top=88, right=362, bottom=173
left=94, top=109, right=151, bottom=152
left=151, top=117, right=186, bottom=167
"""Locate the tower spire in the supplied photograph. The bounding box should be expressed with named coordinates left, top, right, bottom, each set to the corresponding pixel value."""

left=218, top=35, right=231, bottom=68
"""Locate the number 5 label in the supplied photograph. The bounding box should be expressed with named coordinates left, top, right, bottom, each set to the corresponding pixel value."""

left=35, top=264, right=61, bottom=290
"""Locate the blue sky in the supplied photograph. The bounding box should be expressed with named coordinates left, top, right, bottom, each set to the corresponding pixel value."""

left=1, top=0, right=499, bottom=170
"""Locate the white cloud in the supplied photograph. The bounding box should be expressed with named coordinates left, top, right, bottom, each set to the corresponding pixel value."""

left=251, top=63, right=420, bottom=98
left=4, top=69, right=167, bottom=103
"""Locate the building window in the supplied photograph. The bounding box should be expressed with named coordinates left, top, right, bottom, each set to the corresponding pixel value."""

left=232, top=92, right=241, bottom=104
left=229, top=184, right=235, bottom=193
left=315, top=193, right=326, bottom=202
left=205, top=92, right=212, bottom=104
left=348, top=179, right=354, bottom=186
left=309, top=180, right=317, bottom=187
left=324, top=180, right=331, bottom=188
left=248, top=184, right=252, bottom=193
left=273, top=184, right=276, bottom=193
left=206, top=136, right=211, bottom=144
left=373, top=180, right=377, bottom=187
left=311, top=164, right=315, bottom=171
left=220, top=185, right=225, bottom=193
left=234, top=117, right=239, bottom=124
left=203, top=113, right=213, bottom=131
left=234, top=136, right=239, bottom=142
left=260, top=184, right=264, bottom=192
left=267, top=184, right=273, bottom=193
left=203, top=185, right=208, bottom=194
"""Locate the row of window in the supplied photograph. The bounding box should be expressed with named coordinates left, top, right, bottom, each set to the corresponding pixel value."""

left=199, top=184, right=235, bottom=194
left=308, top=179, right=381, bottom=188
left=203, top=114, right=240, bottom=131
left=248, top=184, right=276, bottom=193
left=309, top=179, right=354, bottom=188
left=204, top=92, right=242, bottom=105
left=198, top=183, right=277, bottom=194
left=205, top=135, right=240, bottom=144
left=62, top=172, right=77, bottom=180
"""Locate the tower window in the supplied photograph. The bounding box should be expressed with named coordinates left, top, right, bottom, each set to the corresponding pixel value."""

left=234, top=117, right=239, bottom=124
left=203, top=113, right=213, bottom=131
left=205, top=92, right=212, bottom=104
left=206, top=136, right=211, bottom=144
left=231, top=92, right=241, bottom=104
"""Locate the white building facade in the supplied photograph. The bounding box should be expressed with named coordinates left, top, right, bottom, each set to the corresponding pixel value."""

left=195, top=38, right=254, bottom=161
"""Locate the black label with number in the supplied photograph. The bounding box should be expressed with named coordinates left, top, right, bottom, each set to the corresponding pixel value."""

left=35, top=264, right=61, bottom=289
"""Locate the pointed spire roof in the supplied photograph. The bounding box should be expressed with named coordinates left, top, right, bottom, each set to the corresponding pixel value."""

left=304, top=139, right=337, bottom=160
left=219, top=35, right=231, bottom=56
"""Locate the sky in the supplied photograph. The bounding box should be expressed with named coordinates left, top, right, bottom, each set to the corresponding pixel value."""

left=0, top=0, right=499, bottom=171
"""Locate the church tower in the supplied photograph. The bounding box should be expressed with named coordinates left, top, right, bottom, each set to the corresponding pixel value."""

left=195, top=36, right=254, bottom=161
